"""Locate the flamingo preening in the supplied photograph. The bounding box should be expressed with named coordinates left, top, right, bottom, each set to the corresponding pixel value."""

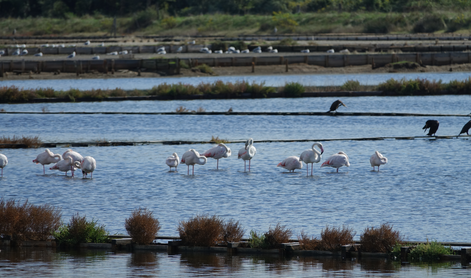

left=299, top=142, right=324, bottom=176
left=63, top=149, right=83, bottom=177
left=166, top=153, right=179, bottom=171
left=370, top=151, right=388, bottom=171
left=33, top=149, right=62, bottom=174
left=181, top=149, right=207, bottom=175
left=0, top=154, right=8, bottom=177
left=203, top=143, right=231, bottom=170
left=50, top=157, right=78, bottom=177
left=321, top=151, right=350, bottom=172
left=238, top=138, right=256, bottom=172
left=277, top=156, right=303, bottom=173
left=78, top=156, right=96, bottom=178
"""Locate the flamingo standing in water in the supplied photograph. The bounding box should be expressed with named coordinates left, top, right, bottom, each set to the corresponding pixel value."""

left=370, top=151, right=388, bottom=171
left=238, top=138, right=256, bottom=172
left=277, top=156, right=303, bottom=173
left=203, top=143, right=231, bottom=170
left=300, top=142, right=324, bottom=176
left=166, top=153, right=179, bottom=171
left=0, top=154, right=8, bottom=177
left=78, top=156, right=96, bottom=178
left=321, top=151, right=350, bottom=172
left=33, top=149, right=62, bottom=174
left=181, top=149, right=207, bottom=175
left=63, top=149, right=83, bottom=176
left=50, top=157, right=78, bottom=176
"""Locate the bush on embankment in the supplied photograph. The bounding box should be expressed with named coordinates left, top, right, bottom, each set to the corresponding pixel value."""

left=249, top=223, right=293, bottom=249
left=53, top=213, right=109, bottom=246
left=125, top=208, right=161, bottom=245
left=0, top=198, right=62, bottom=245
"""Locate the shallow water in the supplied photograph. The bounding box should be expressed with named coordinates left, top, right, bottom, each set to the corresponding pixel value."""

left=1, top=72, right=471, bottom=90
left=1, top=248, right=468, bottom=278
left=1, top=96, right=471, bottom=277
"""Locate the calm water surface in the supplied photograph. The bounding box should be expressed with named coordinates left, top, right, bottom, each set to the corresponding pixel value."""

left=1, top=95, right=471, bottom=277
left=2, top=72, right=471, bottom=90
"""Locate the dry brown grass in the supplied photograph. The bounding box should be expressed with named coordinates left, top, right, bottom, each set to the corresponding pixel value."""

left=320, top=225, right=355, bottom=251
left=196, top=107, right=206, bottom=113
left=0, top=198, right=61, bottom=245
left=0, top=135, right=43, bottom=148
left=178, top=214, right=224, bottom=247
left=263, top=223, right=293, bottom=248
left=360, top=223, right=403, bottom=253
left=210, top=136, right=229, bottom=144
left=125, top=208, right=161, bottom=245
left=222, top=219, right=244, bottom=244
left=175, top=106, right=191, bottom=113
left=298, top=230, right=322, bottom=250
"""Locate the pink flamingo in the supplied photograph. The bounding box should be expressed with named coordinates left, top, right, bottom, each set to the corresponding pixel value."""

left=238, top=138, right=256, bottom=172
left=181, top=149, right=207, bottom=175
left=33, top=149, right=62, bottom=174
left=203, top=143, right=231, bottom=170
left=50, top=157, right=79, bottom=177
left=370, top=151, right=388, bottom=171
left=299, top=142, right=324, bottom=176
left=62, top=149, right=83, bottom=177
left=277, top=156, right=303, bottom=173
left=321, top=151, right=350, bottom=172
left=166, top=153, right=179, bottom=171
left=0, top=154, right=8, bottom=177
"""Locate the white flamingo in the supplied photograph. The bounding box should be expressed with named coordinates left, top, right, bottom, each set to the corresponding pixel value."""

left=78, top=156, right=96, bottom=178
left=321, top=151, right=350, bottom=172
left=277, top=156, right=303, bottom=173
left=63, top=149, right=83, bottom=176
left=33, top=149, right=62, bottom=174
left=50, top=157, right=78, bottom=176
left=238, top=138, right=256, bottom=172
left=370, top=151, right=388, bottom=171
left=0, top=154, right=8, bottom=177
left=181, top=149, right=207, bottom=175
left=203, top=143, right=231, bottom=170
left=166, top=153, right=179, bottom=171
left=300, top=142, right=324, bottom=176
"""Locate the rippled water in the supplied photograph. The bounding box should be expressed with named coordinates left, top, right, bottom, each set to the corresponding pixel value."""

left=1, top=72, right=471, bottom=90
left=1, top=95, right=471, bottom=277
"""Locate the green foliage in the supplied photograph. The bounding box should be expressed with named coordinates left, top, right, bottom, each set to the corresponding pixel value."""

left=194, top=64, right=214, bottom=75
left=161, top=16, right=177, bottom=29
left=283, top=82, right=305, bottom=97
left=408, top=241, right=454, bottom=262
left=341, top=80, right=361, bottom=91
left=279, top=38, right=297, bottom=45
left=413, top=14, right=446, bottom=33
left=377, top=78, right=444, bottom=95
left=272, top=12, right=298, bottom=32
left=248, top=224, right=293, bottom=249
left=53, top=213, right=109, bottom=246
left=249, top=230, right=268, bottom=249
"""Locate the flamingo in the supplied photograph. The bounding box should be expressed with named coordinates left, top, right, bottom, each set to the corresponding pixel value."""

left=370, top=151, right=388, bottom=171
left=78, top=156, right=96, bottom=178
left=50, top=157, right=77, bottom=176
left=423, top=120, right=439, bottom=136
left=33, top=149, right=62, bottom=174
left=166, top=153, right=179, bottom=171
left=203, top=143, right=231, bottom=170
left=0, top=154, right=8, bottom=177
left=328, top=100, right=347, bottom=113
left=181, top=149, right=207, bottom=175
left=321, top=151, right=350, bottom=172
left=300, top=142, right=324, bottom=176
left=238, top=138, right=256, bottom=172
left=277, top=156, right=303, bottom=173
left=63, top=149, right=83, bottom=176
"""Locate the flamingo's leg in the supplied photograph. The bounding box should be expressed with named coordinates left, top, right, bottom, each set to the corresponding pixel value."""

left=187, top=165, right=189, bottom=175
left=217, top=159, right=219, bottom=170
left=192, top=165, right=195, bottom=175
left=244, top=160, right=246, bottom=172
left=306, top=164, right=309, bottom=176
left=336, top=168, right=339, bottom=173
left=249, top=160, right=251, bottom=171
left=43, top=165, right=46, bottom=175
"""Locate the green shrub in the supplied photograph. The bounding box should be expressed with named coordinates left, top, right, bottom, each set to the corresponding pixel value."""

left=249, top=230, right=267, bottom=248
left=408, top=240, right=454, bottom=262
left=413, top=14, right=446, bottom=33
left=53, top=213, right=109, bottom=246
left=283, top=82, right=305, bottom=97
left=194, top=64, right=214, bottom=74
left=125, top=208, right=161, bottom=245
left=341, top=80, right=361, bottom=91
left=248, top=223, right=293, bottom=249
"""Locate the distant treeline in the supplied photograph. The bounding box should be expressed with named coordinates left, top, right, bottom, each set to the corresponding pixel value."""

left=0, top=0, right=469, bottom=18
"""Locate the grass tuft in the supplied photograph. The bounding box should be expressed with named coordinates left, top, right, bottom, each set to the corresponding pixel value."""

left=210, top=136, right=229, bottom=144
left=0, top=135, right=43, bottom=148
left=53, top=213, right=109, bottom=246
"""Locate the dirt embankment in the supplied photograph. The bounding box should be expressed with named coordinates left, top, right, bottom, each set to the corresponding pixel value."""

left=1, top=62, right=469, bottom=81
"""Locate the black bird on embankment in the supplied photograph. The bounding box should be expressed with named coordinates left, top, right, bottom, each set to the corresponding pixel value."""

left=328, top=100, right=347, bottom=113
left=459, top=120, right=471, bottom=136
left=423, top=120, right=440, bottom=136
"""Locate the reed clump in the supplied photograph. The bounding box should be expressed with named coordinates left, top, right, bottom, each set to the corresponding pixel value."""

left=178, top=214, right=224, bottom=247
left=298, top=230, right=322, bottom=250
left=125, top=208, right=161, bottom=245
left=0, top=198, right=62, bottom=245
left=53, top=213, right=109, bottom=246
left=210, top=136, right=229, bottom=144
left=360, top=223, right=403, bottom=253
left=249, top=223, right=293, bottom=249
left=0, top=135, right=43, bottom=148
left=319, top=225, right=355, bottom=251
left=221, top=219, right=245, bottom=244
